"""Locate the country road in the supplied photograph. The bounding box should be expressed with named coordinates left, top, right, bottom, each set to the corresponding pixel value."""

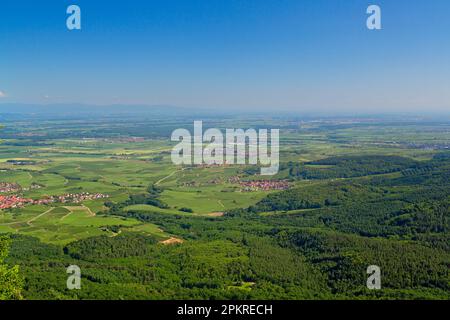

left=27, top=207, right=55, bottom=225
left=155, top=168, right=185, bottom=186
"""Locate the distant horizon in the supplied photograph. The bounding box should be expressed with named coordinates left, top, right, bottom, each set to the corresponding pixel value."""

left=1, top=102, right=450, bottom=118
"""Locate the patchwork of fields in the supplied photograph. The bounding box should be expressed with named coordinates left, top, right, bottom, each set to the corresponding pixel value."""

left=0, top=130, right=277, bottom=245
left=0, top=115, right=449, bottom=299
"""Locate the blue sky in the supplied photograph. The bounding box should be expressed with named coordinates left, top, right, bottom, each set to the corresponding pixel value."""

left=1, top=0, right=449, bottom=113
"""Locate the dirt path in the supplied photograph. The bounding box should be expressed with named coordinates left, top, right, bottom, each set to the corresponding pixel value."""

left=155, top=168, right=185, bottom=186
left=82, top=204, right=95, bottom=216
left=60, top=205, right=94, bottom=220
left=60, top=206, right=77, bottom=221
left=207, top=212, right=224, bottom=217
left=110, top=230, right=122, bottom=237
left=159, top=237, right=184, bottom=245
left=60, top=206, right=80, bottom=219
left=27, top=207, right=55, bottom=225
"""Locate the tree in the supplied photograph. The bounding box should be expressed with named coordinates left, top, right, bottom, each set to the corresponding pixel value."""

left=0, top=236, right=23, bottom=300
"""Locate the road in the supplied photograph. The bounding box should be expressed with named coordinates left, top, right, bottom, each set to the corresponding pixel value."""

left=155, top=168, right=185, bottom=186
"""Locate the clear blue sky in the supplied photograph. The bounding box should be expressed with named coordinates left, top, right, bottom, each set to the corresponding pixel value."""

left=1, top=0, right=449, bottom=113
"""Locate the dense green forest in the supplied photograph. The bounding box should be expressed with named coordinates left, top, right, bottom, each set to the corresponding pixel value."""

left=0, top=236, right=23, bottom=300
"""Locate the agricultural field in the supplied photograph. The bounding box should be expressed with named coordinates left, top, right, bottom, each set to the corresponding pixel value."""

left=0, top=114, right=449, bottom=300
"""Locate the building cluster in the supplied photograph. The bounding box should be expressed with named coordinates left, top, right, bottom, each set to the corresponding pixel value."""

left=227, top=176, right=290, bottom=192
left=181, top=178, right=223, bottom=188
left=238, top=180, right=290, bottom=192
left=0, top=182, right=22, bottom=193
left=6, top=160, right=37, bottom=166
left=23, top=183, right=43, bottom=191
left=405, top=142, right=450, bottom=150
left=92, top=137, right=145, bottom=143
left=52, top=192, right=109, bottom=203
left=0, top=195, right=33, bottom=209
left=0, top=182, right=44, bottom=193
left=0, top=192, right=109, bottom=210
left=228, top=176, right=241, bottom=184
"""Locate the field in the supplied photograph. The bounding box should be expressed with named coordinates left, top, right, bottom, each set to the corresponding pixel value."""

left=0, top=113, right=449, bottom=300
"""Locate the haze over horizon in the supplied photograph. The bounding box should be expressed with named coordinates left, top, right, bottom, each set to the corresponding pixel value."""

left=1, top=0, right=450, bottom=113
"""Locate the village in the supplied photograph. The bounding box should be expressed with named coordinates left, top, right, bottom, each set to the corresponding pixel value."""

left=228, top=176, right=290, bottom=191
left=0, top=182, right=22, bottom=193
left=236, top=179, right=290, bottom=192
left=179, top=175, right=290, bottom=192
left=0, top=182, right=43, bottom=194
left=0, top=192, right=109, bottom=210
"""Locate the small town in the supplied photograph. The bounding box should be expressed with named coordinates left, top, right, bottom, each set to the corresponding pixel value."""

left=0, top=192, right=109, bottom=210
left=238, top=179, right=290, bottom=192
left=227, top=176, right=290, bottom=192
left=0, top=182, right=22, bottom=193
left=0, top=195, right=33, bottom=209
left=0, top=182, right=43, bottom=193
